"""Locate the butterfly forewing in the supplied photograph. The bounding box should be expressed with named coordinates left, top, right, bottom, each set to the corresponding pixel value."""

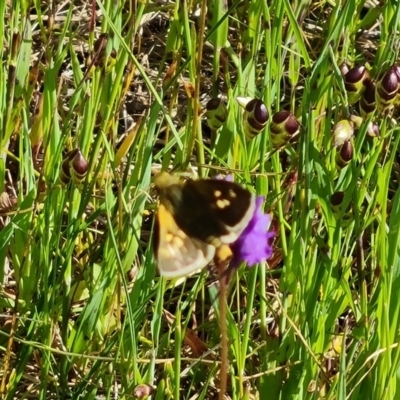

left=154, top=204, right=216, bottom=277
left=175, top=179, right=255, bottom=244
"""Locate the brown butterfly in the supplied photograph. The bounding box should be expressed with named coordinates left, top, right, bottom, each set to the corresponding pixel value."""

left=153, top=172, right=255, bottom=277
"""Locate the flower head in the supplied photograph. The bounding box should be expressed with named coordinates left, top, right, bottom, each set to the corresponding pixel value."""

left=229, top=196, right=274, bottom=270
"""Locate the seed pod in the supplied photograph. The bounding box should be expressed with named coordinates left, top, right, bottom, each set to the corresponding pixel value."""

left=376, top=65, right=399, bottom=112
left=70, top=149, right=88, bottom=184
left=331, top=191, right=352, bottom=224
left=360, top=80, right=376, bottom=118
left=206, top=98, right=228, bottom=130
left=344, top=65, right=370, bottom=104
left=237, top=97, right=269, bottom=139
left=269, top=111, right=300, bottom=148
left=336, top=140, right=353, bottom=168
left=332, top=119, right=354, bottom=147
left=60, top=156, right=73, bottom=186
left=60, top=148, right=88, bottom=187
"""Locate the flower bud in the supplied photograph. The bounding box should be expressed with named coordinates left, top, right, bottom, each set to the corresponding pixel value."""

left=237, top=97, right=269, bottom=139
left=133, top=384, right=156, bottom=399
left=344, top=65, right=370, bottom=104
left=336, top=140, right=353, bottom=168
left=348, top=115, right=379, bottom=137
left=376, top=65, right=399, bottom=112
left=206, top=98, right=228, bottom=130
left=348, top=115, right=363, bottom=128
left=332, top=119, right=354, bottom=147
left=269, top=110, right=300, bottom=147
left=366, top=121, right=379, bottom=137
left=339, top=62, right=350, bottom=76
left=359, top=80, right=376, bottom=118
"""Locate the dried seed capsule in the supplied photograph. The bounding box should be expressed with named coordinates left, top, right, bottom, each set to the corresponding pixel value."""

left=237, top=97, right=269, bottom=139
left=360, top=80, right=376, bottom=118
left=376, top=65, right=399, bottom=112
left=206, top=98, right=228, bottom=130
left=344, top=65, right=370, bottom=104
left=332, top=119, right=354, bottom=147
left=270, top=110, right=300, bottom=148
left=336, top=140, right=353, bottom=168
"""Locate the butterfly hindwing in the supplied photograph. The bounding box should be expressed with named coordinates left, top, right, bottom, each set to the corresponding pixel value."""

left=154, top=204, right=215, bottom=277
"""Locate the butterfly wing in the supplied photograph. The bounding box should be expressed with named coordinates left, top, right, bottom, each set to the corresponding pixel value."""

left=177, top=179, right=255, bottom=245
left=154, top=204, right=215, bottom=278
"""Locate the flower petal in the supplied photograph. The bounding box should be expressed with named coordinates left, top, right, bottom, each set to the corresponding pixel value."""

left=229, top=196, right=274, bottom=269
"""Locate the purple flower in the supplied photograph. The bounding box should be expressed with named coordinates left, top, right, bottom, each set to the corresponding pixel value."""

left=230, top=196, right=274, bottom=269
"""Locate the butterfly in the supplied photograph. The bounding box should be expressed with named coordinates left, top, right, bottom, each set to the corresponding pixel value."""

left=153, top=172, right=255, bottom=278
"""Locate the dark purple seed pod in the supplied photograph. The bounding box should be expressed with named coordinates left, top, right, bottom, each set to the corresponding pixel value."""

left=344, top=65, right=369, bottom=87
left=331, top=190, right=352, bottom=223
left=66, top=148, right=80, bottom=161
left=360, top=80, right=376, bottom=117
left=270, top=111, right=291, bottom=132
left=331, top=191, right=345, bottom=207
left=378, top=66, right=399, bottom=97
left=392, top=64, right=400, bottom=81
left=206, top=97, right=222, bottom=111
left=206, top=98, right=228, bottom=130
left=246, top=99, right=269, bottom=124
left=344, top=65, right=370, bottom=104
left=377, top=66, right=399, bottom=111
left=243, top=99, right=269, bottom=138
left=270, top=111, right=299, bottom=147
left=336, top=140, right=353, bottom=168
left=60, top=158, right=72, bottom=186
left=60, top=149, right=80, bottom=186
left=70, top=149, right=88, bottom=181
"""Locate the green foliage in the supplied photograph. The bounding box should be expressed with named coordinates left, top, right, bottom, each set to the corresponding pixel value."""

left=1, top=0, right=400, bottom=399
